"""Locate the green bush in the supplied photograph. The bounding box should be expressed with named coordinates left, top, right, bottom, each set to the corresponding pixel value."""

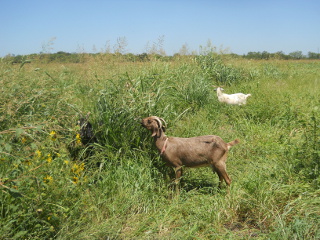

left=196, top=54, right=252, bottom=85
left=291, top=110, right=320, bottom=186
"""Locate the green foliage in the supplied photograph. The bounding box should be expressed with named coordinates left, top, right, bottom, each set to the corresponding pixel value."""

left=308, top=51, right=320, bottom=59
left=290, top=110, right=320, bottom=186
left=1, top=55, right=319, bottom=239
left=196, top=54, right=252, bottom=85
left=180, top=76, right=212, bottom=107
left=244, top=51, right=309, bottom=60
left=94, top=64, right=215, bottom=153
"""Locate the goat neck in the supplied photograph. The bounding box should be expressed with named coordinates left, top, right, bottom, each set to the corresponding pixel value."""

left=153, top=128, right=168, bottom=154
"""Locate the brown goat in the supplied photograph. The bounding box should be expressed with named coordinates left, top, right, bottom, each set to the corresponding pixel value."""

left=141, top=116, right=239, bottom=189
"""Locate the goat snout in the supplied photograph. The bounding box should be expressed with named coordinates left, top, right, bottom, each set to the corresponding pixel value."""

left=140, top=119, right=149, bottom=128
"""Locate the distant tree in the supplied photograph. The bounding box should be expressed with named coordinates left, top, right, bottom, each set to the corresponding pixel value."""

left=273, top=51, right=288, bottom=59
left=137, top=53, right=149, bottom=62
left=245, top=51, right=293, bottom=60
left=12, top=55, right=24, bottom=64
left=245, top=51, right=262, bottom=59
left=261, top=51, right=270, bottom=59
left=308, top=51, right=320, bottom=59
left=289, top=51, right=304, bottom=59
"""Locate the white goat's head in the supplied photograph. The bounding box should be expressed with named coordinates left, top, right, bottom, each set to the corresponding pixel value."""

left=213, top=86, right=225, bottom=97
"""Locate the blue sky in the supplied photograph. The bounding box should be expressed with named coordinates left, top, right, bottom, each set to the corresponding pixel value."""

left=1, top=0, right=319, bottom=56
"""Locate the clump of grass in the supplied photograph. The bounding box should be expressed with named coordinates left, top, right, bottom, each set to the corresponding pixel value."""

left=289, top=109, right=320, bottom=187
left=196, top=54, right=252, bottom=85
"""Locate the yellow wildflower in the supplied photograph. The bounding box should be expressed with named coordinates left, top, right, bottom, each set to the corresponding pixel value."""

left=64, top=160, right=69, bottom=165
left=44, top=175, right=53, bottom=183
left=72, top=176, right=79, bottom=184
left=76, top=133, right=81, bottom=144
left=24, top=159, right=31, bottom=166
left=49, top=131, right=57, bottom=141
left=21, top=137, right=27, bottom=144
left=35, top=150, right=42, bottom=158
left=71, top=163, right=85, bottom=176
left=47, top=154, right=52, bottom=163
left=79, top=162, right=85, bottom=170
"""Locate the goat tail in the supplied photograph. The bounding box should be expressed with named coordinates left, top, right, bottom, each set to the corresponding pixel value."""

left=227, top=139, right=240, bottom=150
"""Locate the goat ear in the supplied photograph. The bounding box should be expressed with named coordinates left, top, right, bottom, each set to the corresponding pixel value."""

left=151, top=126, right=158, bottom=137
left=151, top=119, right=159, bottom=137
left=152, top=119, right=164, bottom=137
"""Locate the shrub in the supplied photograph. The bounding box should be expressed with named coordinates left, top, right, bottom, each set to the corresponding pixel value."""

left=195, top=54, right=252, bottom=85
left=292, top=110, right=320, bottom=187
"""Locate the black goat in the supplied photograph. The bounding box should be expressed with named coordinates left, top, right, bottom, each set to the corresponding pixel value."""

left=78, top=115, right=97, bottom=145
left=68, top=113, right=97, bottom=162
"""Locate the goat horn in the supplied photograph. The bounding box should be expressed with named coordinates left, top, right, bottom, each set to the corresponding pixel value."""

left=154, top=117, right=162, bottom=129
left=159, top=117, right=167, bottom=127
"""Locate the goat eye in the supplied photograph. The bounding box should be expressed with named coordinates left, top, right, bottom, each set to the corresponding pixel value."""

left=148, top=120, right=151, bottom=124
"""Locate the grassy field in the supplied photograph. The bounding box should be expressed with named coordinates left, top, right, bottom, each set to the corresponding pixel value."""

left=0, top=54, right=319, bottom=239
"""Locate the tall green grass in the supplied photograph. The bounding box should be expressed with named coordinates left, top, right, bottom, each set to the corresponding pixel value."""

left=0, top=55, right=319, bottom=239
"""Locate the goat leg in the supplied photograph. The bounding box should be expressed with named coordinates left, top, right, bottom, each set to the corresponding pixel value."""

left=212, top=161, right=231, bottom=188
left=174, top=166, right=183, bottom=193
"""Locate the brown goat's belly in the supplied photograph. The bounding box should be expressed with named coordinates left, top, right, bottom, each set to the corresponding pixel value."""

left=189, top=163, right=211, bottom=168
left=183, top=158, right=211, bottom=168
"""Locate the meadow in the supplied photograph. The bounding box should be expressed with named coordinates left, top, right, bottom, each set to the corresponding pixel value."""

left=0, top=54, right=319, bottom=239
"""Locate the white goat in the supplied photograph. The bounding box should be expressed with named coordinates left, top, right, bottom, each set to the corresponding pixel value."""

left=215, top=87, right=251, bottom=105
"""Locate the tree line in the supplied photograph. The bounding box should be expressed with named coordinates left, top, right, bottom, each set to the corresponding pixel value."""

left=2, top=50, right=320, bottom=64
left=243, top=51, right=320, bottom=60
